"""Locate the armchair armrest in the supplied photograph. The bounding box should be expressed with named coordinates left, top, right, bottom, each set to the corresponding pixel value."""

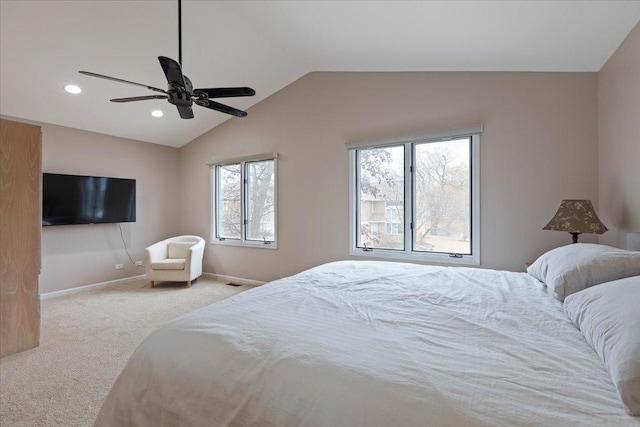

left=185, top=240, right=205, bottom=277
left=145, top=239, right=170, bottom=265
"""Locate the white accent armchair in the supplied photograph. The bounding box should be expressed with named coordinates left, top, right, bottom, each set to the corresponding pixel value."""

left=145, top=235, right=205, bottom=288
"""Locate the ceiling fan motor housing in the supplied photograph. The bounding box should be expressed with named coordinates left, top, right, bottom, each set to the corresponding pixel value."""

left=167, top=91, right=192, bottom=107
left=166, top=75, right=193, bottom=107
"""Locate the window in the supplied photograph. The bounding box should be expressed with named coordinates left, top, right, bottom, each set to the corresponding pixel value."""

left=348, top=126, right=480, bottom=265
left=211, top=154, right=277, bottom=248
left=217, top=164, right=242, bottom=239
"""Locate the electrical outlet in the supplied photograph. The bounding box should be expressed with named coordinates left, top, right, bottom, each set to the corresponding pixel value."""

left=115, top=263, right=124, bottom=270
left=135, top=261, right=143, bottom=266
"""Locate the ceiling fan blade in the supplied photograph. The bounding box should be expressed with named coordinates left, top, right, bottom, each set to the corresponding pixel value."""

left=158, top=56, right=186, bottom=88
left=193, top=87, right=256, bottom=98
left=177, top=105, right=194, bottom=119
left=79, top=71, right=167, bottom=93
left=195, top=99, right=248, bottom=117
left=110, top=95, right=168, bottom=103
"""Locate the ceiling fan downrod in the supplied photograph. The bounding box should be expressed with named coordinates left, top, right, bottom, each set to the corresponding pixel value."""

left=178, top=0, right=182, bottom=66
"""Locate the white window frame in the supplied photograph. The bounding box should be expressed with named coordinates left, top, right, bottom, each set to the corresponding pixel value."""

left=209, top=153, right=278, bottom=249
left=347, top=126, right=481, bottom=266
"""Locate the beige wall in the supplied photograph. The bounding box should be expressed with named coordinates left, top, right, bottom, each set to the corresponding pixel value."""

left=598, top=22, right=640, bottom=248
left=4, top=31, right=636, bottom=291
left=179, top=72, right=599, bottom=283
left=39, top=123, right=179, bottom=293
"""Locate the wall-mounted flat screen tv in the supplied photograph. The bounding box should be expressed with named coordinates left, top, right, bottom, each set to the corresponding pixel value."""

left=42, top=173, right=136, bottom=226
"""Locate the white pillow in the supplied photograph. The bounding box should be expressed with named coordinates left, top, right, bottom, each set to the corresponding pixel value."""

left=564, top=275, right=640, bottom=415
left=168, top=241, right=196, bottom=259
left=527, top=243, right=640, bottom=300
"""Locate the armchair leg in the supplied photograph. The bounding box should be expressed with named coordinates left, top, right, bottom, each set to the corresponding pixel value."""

left=187, top=280, right=191, bottom=288
left=150, top=281, right=155, bottom=288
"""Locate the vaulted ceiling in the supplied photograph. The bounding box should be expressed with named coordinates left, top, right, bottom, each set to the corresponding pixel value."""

left=2, top=1, right=639, bottom=147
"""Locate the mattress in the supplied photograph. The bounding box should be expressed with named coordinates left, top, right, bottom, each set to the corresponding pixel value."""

left=95, top=261, right=639, bottom=426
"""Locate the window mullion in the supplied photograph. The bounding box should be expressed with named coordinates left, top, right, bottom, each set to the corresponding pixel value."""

left=355, top=151, right=362, bottom=249
left=216, top=166, right=221, bottom=239
left=213, top=166, right=219, bottom=239
left=241, top=161, right=247, bottom=244
left=404, top=142, right=412, bottom=255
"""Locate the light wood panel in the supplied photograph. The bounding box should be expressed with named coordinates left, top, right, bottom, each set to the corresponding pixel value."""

left=0, top=119, right=42, bottom=357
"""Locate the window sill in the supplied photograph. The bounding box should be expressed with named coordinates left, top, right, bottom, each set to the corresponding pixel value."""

left=211, top=239, right=278, bottom=250
left=349, top=248, right=480, bottom=266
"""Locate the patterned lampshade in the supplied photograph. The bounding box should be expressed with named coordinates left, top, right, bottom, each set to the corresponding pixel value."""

left=543, top=200, right=607, bottom=242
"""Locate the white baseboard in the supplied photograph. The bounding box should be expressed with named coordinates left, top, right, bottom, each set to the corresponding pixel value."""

left=40, top=272, right=263, bottom=300
left=40, top=275, right=146, bottom=300
left=202, top=272, right=264, bottom=287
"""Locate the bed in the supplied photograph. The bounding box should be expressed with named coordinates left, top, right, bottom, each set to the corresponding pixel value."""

left=95, top=246, right=640, bottom=426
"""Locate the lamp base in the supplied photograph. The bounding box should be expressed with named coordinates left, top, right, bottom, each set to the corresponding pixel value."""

left=570, top=232, right=581, bottom=244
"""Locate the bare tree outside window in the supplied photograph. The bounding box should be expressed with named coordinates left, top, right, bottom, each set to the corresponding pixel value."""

left=357, top=146, right=404, bottom=250
left=350, top=128, right=479, bottom=263
left=414, top=138, right=470, bottom=254
left=215, top=159, right=276, bottom=244
left=355, top=138, right=471, bottom=254
left=217, top=164, right=241, bottom=239
left=246, top=160, right=275, bottom=242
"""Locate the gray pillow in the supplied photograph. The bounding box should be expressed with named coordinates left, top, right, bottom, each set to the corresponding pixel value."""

left=564, top=276, right=640, bottom=415
left=527, top=243, right=640, bottom=300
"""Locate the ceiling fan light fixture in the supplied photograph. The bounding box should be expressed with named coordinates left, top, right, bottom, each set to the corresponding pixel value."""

left=64, top=84, right=82, bottom=94
left=151, top=110, right=164, bottom=118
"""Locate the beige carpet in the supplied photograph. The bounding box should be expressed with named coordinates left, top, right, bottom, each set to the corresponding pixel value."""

left=0, top=277, right=249, bottom=426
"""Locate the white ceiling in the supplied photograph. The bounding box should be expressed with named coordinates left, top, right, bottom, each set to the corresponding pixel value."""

left=2, top=1, right=639, bottom=148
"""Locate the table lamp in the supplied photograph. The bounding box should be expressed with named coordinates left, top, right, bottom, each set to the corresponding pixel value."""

left=543, top=200, right=608, bottom=243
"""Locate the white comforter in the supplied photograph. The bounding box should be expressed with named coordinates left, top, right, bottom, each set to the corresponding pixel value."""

left=95, top=261, right=639, bottom=426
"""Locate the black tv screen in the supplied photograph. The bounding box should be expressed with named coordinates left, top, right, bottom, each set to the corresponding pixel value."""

left=42, top=173, right=136, bottom=226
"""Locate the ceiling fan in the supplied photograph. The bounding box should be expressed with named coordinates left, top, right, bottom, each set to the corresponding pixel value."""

left=79, top=0, right=255, bottom=119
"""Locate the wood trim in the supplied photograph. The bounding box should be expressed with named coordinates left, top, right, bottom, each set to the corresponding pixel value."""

left=0, top=119, right=42, bottom=357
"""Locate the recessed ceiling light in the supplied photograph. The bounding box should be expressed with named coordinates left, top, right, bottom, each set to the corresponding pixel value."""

left=64, top=84, right=82, bottom=94
left=151, top=110, right=164, bottom=118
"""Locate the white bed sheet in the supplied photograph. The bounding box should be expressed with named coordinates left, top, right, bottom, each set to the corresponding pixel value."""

left=95, top=261, right=639, bottom=426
